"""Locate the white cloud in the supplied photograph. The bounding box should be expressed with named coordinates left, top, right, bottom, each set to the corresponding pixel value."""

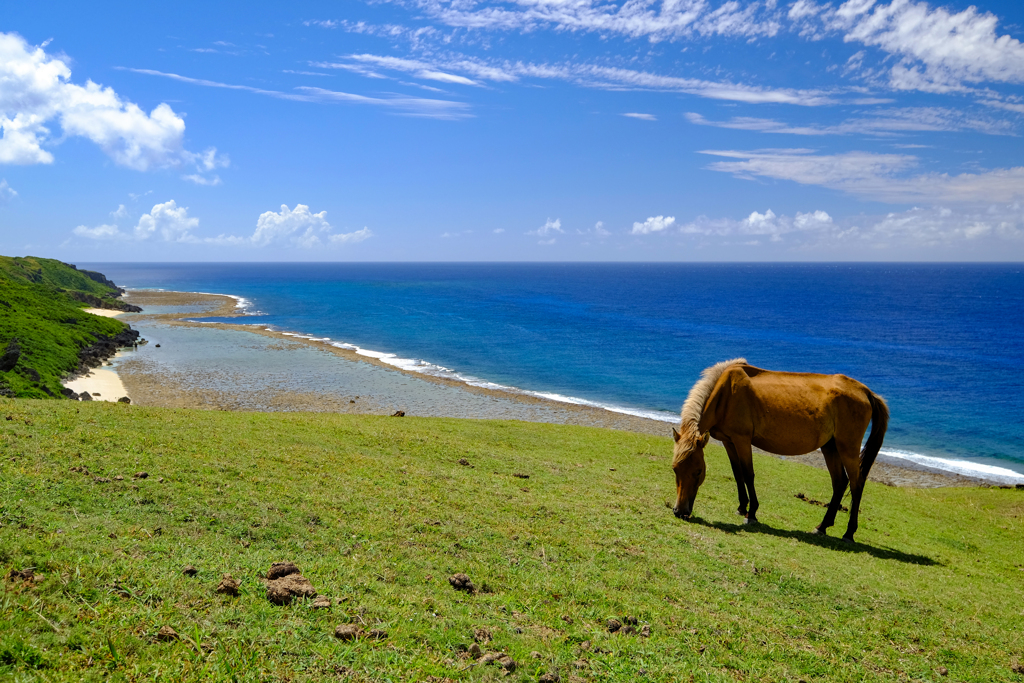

left=0, top=32, right=204, bottom=170
left=125, top=68, right=473, bottom=120
left=401, top=0, right=781, bottom=42
left=493, top=228, right=505, bottom=233
left=319, top=55, right=481, bottom=86
left=202, top=204, right=374, bottom=248
left=794, top=210, right=833, bottom=229
left=631, top=215, right=676, bottom=234
left=685, top=107, right=1014, bottom=136
left=110, top=204, right=128, bottom=220
left=183, top=174, right=223, bottom=186
left=329, top=227, right=373, bottom=244
left=700, top=148, right=1024, bottom=204
left=313, top=53, right=838, bottom=107
left=623, top=112, right=656, bottom=121
left=135, top=200, right=200, bottom=242
left=594, top=221, right=610, bottom=236
left=251, top=204, right=331, bottom=246
left=73, top=223, right=123, bottom=240
left=0, top=179, right=15, bottom=203
left=528, top=218, right=563, bottom=237
left=789, top=0, right=1024, bottom=92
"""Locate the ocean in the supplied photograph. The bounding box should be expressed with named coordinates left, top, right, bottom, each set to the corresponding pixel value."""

left=84, top=262, right=1024, bottom=482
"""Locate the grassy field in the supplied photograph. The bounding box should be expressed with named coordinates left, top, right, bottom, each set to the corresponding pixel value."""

left=1, top=398, right=1022, bottom=682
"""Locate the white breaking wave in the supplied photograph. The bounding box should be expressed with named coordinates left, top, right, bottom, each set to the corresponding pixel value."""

left=878, top=448, right=1024, bottom=485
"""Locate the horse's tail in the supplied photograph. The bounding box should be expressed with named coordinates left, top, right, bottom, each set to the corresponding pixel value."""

left=860, top=390, right=889, bottom=480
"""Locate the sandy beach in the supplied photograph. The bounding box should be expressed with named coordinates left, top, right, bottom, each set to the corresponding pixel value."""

left=106, top=289, right=1001, bottom=489
left=82, top=308, right=125, bottom=318
left=62, top=351, right=130, bottom=402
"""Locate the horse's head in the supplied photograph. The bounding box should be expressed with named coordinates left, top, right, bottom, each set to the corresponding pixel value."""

left=671, top=428, right=709, bottom=519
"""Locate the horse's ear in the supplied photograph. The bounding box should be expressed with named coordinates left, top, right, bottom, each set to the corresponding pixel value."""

left=699, top=433, right=711, bottom=447
left=672, top=427, right=681, bottom=443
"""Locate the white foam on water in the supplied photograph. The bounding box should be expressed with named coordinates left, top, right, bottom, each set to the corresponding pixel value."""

left=878, top=448, right=1024, bottom=484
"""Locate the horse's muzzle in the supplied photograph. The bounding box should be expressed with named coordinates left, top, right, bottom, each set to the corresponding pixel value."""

left=673, top=505, right=692, bottom=520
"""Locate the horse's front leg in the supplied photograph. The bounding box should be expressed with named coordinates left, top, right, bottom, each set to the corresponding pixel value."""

left=731, top=438, right=759, bottom=524
left=722, top=439, right=749, bottom=517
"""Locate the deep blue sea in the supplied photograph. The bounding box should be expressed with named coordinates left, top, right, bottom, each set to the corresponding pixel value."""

left=84, top=262, right=1024, bottom=481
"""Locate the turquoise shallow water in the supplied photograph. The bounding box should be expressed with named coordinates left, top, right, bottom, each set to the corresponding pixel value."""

left=87, top=262, right=1024, bottom=482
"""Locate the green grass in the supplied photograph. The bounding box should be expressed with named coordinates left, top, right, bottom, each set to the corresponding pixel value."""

left=1, top=399, right=1022, bottom=682
left=0, top=256, right=131, bottom=398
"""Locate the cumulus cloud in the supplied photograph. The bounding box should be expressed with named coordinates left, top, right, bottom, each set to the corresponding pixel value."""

left=0, top=32, right=220, bottom=171
left=631, top=215, right=676, bottom=234
left=700, top=148, right=1024, bottom=204
left=0, top=179, right=15, bottom=203
left=135, top=200, right=200, bottom=242
left=250, top=204, right=330, bottom=246
left=72, top=201, right=373, bottom=248
left=526, top=217, right=563, bottom=244
left=204, top=204, right=372, bottom=248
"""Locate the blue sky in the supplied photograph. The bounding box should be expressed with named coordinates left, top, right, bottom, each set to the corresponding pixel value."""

left=2, top=0, right=1024, bottom=261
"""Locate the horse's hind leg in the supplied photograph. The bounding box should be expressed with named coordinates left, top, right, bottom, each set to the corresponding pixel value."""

left=722, top=438, right=749, bottom=517
left=836, top=439, right=865, bottom=543
left=813, top=438, right=849, bottom=536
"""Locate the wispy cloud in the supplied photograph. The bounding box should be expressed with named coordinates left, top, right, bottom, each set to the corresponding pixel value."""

left=623, top=112, right=656, bottom=121
left=685, top=107, right=1016, bottom=136
left=700, top=148, right=1024, bottom=204
left=120, top=68, right=472, bottom=119
left=320, top=53, right=839, bottom=106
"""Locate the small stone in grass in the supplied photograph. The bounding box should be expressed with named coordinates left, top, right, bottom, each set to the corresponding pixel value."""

left=216, top=574, right=240, bottom=596
left=334, top=624, right=363, bottom=641
left=606, top=618, right=622, bottom=632
left=449, top=573, right=475, bottom=593
left=182, top=565, right=198, bottom=577
left=936, top=666, right=949, bottom=676
left=157, top=625, right=179, bottom=641
left=468, top=643, right=481, bottom=656
left=640, top=624, right=651, bottom=637
left=134, top=471, right=148, bottom=479
left=624, top=616, right=638, bottom=626
left=311, top=596, right=332, bottom=609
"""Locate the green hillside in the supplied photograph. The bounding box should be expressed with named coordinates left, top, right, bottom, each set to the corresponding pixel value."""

left=2, top=400, right=1021, bottom=682
left=0, top=256, right=136, bottom=399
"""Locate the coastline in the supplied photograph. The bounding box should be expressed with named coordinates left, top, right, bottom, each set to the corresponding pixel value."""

left=113, top=289, right=1017, bottom=489
left=59, top=308, right=131, bottom=402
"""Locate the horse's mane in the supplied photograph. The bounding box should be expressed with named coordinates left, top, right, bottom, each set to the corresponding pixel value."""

left=678, top=358, right=747, bottom=448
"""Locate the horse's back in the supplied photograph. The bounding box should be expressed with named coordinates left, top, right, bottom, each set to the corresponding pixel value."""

left=739, top=366, right=873, bottom=454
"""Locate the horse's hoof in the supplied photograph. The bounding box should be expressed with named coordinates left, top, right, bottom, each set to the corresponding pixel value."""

left=743, top=516, right=758, bottom=526
left=736, top=509, right=746, bottom=517
left=811, top=528, right=826, bottom=536
left=841, top=535, right=855, bottom=544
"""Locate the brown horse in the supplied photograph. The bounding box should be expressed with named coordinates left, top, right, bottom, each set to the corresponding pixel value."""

left=671, top=359, right=888, bottom=543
